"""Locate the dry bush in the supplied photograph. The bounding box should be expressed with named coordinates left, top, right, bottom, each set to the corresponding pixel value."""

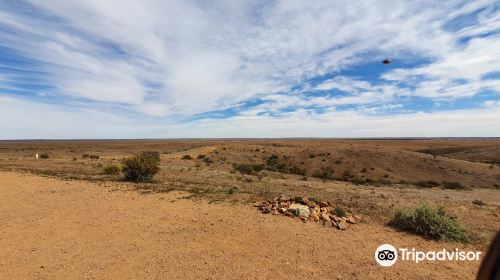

left=121, top=151, right=160, bottom=181
left=442, top=181, right=470, bottom=190
left=415, top=180, right=440, bottom=188
left=103, top=163, right=122, bottom=175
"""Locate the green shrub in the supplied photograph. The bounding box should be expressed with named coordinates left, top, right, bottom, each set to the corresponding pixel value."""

left=39, top=153, right=49, bottom=159
left=389, top=204, right=473, bottom=243
left=103, top=163, right=122, bottom=175
left=288, top=166, right=306, bottom=176
left=472, top=200, right=486, bottom=206
left=233, top=163, right=264, bottom=175
left=350, top=178, right=367, bottom=185
left=196, top=154, right=206, bottom=159
left=442, top=181, right=469, bottom=190
left=265, top=154, right=280, bottom=168
left=415, top=180, right=440, bottom=188
left=202, top=157, right=214, bottom=165
left=227, top=186, right=239, bottom=195
left=334, top=207, right=347, bottom=217
left=89, top=155, right=99, bottom=159
left=181, top=155, right=193, bottom=160
left=82, top=154, right=90, bottom=158
left=121, top=151, right=160, bottom=181
left=312, top=166, right=333, bottom=180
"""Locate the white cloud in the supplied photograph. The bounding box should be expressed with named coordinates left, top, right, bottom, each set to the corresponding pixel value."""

left=0, top=0, right=499, bottom=137
left=1, top=95, right=499, bottom=139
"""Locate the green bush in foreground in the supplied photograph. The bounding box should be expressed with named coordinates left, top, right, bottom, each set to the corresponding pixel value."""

left=103, top=163, right=122, bottom=175
left=121, top=151, right=160, bottom=181
left=389, top=204, right=473, bottom=243
left=39, top=153, right=49, bottom=159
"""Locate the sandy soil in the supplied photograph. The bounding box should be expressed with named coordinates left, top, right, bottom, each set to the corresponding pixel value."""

left=0, top=171, right=484, bottom=280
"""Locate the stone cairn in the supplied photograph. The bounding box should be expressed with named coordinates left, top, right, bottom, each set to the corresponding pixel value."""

left=254, top=194, right=360, bottom=230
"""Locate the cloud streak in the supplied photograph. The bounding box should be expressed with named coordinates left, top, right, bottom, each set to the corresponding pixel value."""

left=0, top=0, right=499, bottom=138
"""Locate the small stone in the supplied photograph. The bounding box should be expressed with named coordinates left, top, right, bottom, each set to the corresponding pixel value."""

left=307, top=201, right=318, bottom=208
left=278, top=194, right=290, bottom=202
left=325, top=220, right=334, bottom=227
left=287, top=203, right=311, bottom=217
left=329, top=214, right=341, bottom=222
left=353, top=215, right=362, bottom=222
left=320, top=212, right=331, bottom=221
left=300, top=217, right=308, bottom=222
left=261, top=205, right=272, bottom=214
left=337, top=220, right=349, bottom=230
left=294, top=196, right=307, bottom=205
left=284, top=211, right=294, bottom=217
left=254, top=202, right=261, bottom=207
left=318, top=201, right=329, bottom=208
left=310, top=211, right=320, bottom=222
left=346, top=216, right=356, bottom=224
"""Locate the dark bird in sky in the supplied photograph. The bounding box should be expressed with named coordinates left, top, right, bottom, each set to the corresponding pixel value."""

left=382, top=59, right=391, bottom=64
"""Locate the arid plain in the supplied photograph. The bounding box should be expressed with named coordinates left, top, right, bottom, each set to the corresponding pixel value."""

left=0, top=139, right=499, bottom=279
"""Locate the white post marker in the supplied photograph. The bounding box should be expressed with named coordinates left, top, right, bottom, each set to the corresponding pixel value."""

left=36, top=153, right=39, bottom=160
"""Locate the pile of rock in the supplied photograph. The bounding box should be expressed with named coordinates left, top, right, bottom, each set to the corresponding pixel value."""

left=254, top=195, right=360, bottom=230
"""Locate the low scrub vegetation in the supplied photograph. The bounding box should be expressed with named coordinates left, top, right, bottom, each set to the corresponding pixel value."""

left=312, top=166, right=333, bottom=180
left=82, top=153, right=99, bottom=159
left=334, top=207, right=346, bottom=217
left=39, top=153, right=49, bottom=159
left=389, top=204, right=473, bottom=243
left=181, top=155, right=193, bottom=160
left=121, top=151, right=160, bottom=181
left=442, top=181, right=470, bottom=190
left=233, top=163, right=264, bottom=175
left=472, top=200, right=486, bottom=206
left=415, top=180, right=440, bottom=188
left=103, top=163, right=122, bottom=175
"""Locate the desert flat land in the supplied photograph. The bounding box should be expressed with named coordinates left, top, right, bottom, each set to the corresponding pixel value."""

left=0, top=171, right=486, bottom=279
left=0, top=139, right=499, bottom=279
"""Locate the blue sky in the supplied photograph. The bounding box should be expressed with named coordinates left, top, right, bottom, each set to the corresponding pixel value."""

left=0, top=0, right=499, bottom=139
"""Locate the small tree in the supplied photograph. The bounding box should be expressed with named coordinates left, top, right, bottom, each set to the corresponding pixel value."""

left=121, top=151, right=160, bottom=181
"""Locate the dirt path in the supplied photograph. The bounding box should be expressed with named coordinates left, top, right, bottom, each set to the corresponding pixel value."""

left=0, top=171, right=482, bottom=279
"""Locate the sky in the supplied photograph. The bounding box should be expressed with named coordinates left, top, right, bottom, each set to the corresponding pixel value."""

left=0, top=0, right=499, bottom=139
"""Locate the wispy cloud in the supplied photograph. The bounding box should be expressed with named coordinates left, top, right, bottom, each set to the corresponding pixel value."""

left=0, top=0, right=499, bottom=138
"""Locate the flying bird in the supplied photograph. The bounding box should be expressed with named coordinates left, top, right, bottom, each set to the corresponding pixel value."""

left=382, top=59, right=391, bottom=64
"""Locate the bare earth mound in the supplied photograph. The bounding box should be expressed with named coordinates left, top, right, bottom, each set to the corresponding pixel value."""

left=0, top=171, right=482, bottom=279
